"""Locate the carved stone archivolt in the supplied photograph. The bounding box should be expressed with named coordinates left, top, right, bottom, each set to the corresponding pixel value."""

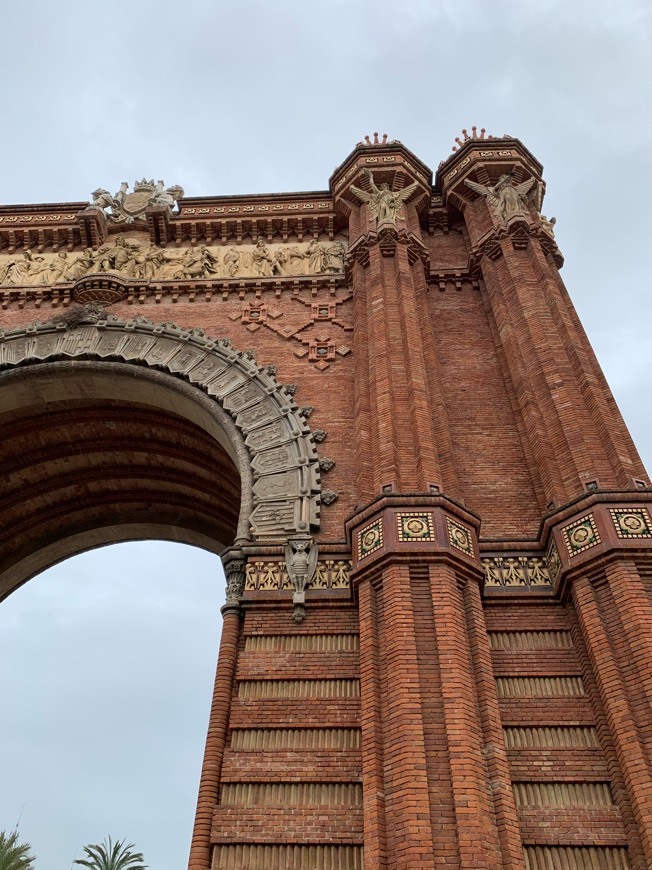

left=0, top=312, right=323, bottom=540
left=0, top=235, right=347, bottom=288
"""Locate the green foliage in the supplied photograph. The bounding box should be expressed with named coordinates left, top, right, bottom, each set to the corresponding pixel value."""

left=74, top=837, right=147, bottom=870
left=0, top=830, right=35, bottom=870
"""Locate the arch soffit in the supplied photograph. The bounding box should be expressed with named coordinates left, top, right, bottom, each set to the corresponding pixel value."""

left=0, top=311, right=321, bottom=542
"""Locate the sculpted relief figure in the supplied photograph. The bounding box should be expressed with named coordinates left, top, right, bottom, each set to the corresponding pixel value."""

left=251, top=239, right=275, bottom=277
left=539, top=214, right=557, bottom=237
left=285, top=538, right=319, bottom=624
left=0, top=238, right=347, bottom=287
left=465, top=174, right=536, bottom=223
left=90, top=179, right=184, bottom=224
left=177, top=245, right=219, bottom=279
left=350, top=169, right=419, bottom=225
left=95, top=234, right=142, bottom=276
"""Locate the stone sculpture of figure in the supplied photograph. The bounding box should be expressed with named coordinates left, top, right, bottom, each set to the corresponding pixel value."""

left=135, top=246, right=170, bottom=281
left=285, top=537, right=319, bottom=623
left=3, top=251, right=46, bottom=286
left=465, top=174, right=536, bottom=223
left=178, top=245, right=219, bottom=279
left=95, top=234, right=141, bottom=276
left=251, top=239, right=274, bottom=277
left=0, top=259, right=10, bottom=285
left=326, top=241, right=346, bottom=273
left=223, top=248, right=240, bottom=277
left=306, top=239, right=329, bottom=274
left=90, top=188, right=116, bottom=211
left=350, top=169, right=419, bottom=225
left=286, top=245, right=307, bottom=275
left=540, top=215, right=556, bottom=237
left=46, top=252, right=70, bottom=283
left=65, top=248, right=96, bottom=281
left=151, top=182, right=185, bottom=209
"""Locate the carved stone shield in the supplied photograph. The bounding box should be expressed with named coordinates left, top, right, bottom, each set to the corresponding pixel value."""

left=121, top=190, right=153, bottom=219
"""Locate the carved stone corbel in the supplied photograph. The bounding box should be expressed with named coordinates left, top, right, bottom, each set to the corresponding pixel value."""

left=284, top=537, right=318, bottom=623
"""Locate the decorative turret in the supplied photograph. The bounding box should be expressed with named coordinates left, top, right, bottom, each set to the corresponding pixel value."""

left=436, top=132, right=562, bottom=267
left=331, top=137, right=431, bottom=263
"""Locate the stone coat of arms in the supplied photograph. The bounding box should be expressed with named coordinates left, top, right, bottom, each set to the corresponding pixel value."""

left=90, top=179, right=184, bottom=224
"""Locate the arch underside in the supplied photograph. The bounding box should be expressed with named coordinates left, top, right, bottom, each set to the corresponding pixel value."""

left=0, top=315, right=322, bottom=599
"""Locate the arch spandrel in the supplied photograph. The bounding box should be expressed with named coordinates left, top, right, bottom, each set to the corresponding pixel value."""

left=0, top=309, right=322, bottom=544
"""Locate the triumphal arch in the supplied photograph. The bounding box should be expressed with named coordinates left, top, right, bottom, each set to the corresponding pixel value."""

left=2, top=129, right=652, bottom=869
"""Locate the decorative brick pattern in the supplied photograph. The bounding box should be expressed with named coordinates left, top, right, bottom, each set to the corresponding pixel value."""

left=561, top=513, right=601, bottom=556
left=523, top=846, right=629, bottom=869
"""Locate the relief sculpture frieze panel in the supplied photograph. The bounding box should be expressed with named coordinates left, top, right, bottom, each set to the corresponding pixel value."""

left=0, top=235, right=347, bottom=287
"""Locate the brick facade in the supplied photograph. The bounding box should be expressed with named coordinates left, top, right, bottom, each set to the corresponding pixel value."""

left=1, top=130, right=651, bottom=868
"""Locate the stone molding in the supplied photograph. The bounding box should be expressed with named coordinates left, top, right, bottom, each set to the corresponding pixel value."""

left=0, top=312, right=323, bottom=540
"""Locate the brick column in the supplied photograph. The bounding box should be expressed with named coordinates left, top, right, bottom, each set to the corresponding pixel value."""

left=188, top=555, right=243, bottom=870
left=429, top=562, right=505, bottom=869
left=571, top=563, right=652, bottom=864
left=349, top=498, right=524, bottom=869
left=357, top=577, right=387, bottom=866
left=375, top=562, right=437, bottom=869
left=463, top=575, right=525, bottom=867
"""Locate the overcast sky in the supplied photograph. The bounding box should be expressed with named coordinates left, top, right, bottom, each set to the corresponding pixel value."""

left=1, top=1, right=651, bottom=868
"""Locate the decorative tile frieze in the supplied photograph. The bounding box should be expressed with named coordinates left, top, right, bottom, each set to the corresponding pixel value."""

left=610, top=507, right=652, bottom=539
left=397, top=512, right=434, bottom=542
left=358, top=519, right=383, bottom=560
left=244, top=559, right=351, bottom=591
left=561, top=513, right=601, bottom=556
left=312, top=560, right=351, bottom=589
left=482, top=555, right=552, bottom=588
left=446, top=517, right=474, bottom=556
left=244, top=561, right=291, bottom=591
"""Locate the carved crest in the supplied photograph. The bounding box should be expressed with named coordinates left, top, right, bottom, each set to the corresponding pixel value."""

left=91, top=179, right=184, bottom=224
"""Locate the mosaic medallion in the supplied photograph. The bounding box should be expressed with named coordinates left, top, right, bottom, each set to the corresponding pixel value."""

left=609, top=508, right=652, bottom=539
left=546, top=540, right=562, bottom=582
left=397, top=512, right=434, bottom=542
left=358, top=519, right=383, bottom=560
left=446, top=517, right=474, bottom=556
left=562, top=514, right=601, bottom=556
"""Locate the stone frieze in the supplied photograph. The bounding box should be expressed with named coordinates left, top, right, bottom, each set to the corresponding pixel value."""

left=0, top=236, right=347, bottom=287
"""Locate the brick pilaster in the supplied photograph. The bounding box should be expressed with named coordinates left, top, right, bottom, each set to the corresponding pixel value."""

left=571, top=565, right=652, bottom=864
left=188, top=605, right=241, bottom=870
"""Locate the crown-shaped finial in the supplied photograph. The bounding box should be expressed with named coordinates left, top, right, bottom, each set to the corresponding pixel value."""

left=356, top=132, right=390, bottom=147
left=451, top=126, right=493, bottom=152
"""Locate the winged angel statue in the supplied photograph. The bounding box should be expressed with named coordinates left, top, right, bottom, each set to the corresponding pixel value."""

left=465, top=174, right=535, bottom=223
left=350, top=169, right=419, bottom=224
